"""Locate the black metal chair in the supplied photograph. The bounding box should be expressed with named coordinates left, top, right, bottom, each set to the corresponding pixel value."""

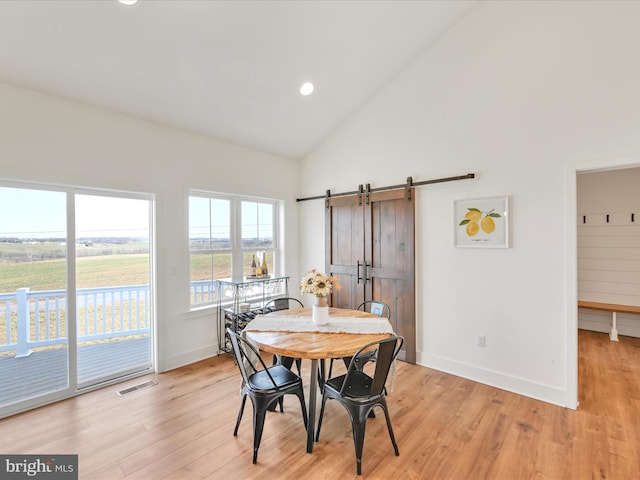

left=315, top=336, right=404, bottom=475
left=227, top=328, right=308, bottom=464
left=327, top=300, right=392, bottom=378
left=264, top=296, right=304, bottom=313
left=264, top=297, right=304, bottom=375
left=356, top=300, right=391, bottom=319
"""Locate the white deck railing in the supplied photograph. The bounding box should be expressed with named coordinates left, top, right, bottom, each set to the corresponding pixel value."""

left=0, top=281, right=216, bottom=357
left=0, top=286, right=150, bottom=357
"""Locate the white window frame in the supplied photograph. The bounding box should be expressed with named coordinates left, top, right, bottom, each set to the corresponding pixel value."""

left=188, top=190, right=279, bottom=309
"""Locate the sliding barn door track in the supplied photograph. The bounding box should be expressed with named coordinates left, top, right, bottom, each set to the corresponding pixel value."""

left=295, top=172, right=475, bottom=203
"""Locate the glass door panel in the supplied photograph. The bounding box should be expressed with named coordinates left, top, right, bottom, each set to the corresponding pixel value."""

left=75, top=193, right=152, bottom=387
left=0, top=186, right=69, bottom=408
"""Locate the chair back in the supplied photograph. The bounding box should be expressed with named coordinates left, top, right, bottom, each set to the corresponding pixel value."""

left=227, top=328, right=279, bottom=389
left=356, top=300, right=391, bottom=319
left=265, top=297, right=304, bottom=311
left=342, top=336, right=403, bottom=397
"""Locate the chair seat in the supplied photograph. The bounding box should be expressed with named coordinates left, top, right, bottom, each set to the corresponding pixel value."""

left=249, top=365, right=302, bottom=392
left=325, top=371, right=375, bottom=399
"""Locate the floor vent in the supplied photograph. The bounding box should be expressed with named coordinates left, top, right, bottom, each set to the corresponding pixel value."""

left=118, top=380, right=157, bottom=396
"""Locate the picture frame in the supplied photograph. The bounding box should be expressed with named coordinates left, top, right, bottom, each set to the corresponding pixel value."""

left=454, top=196, right=509, bottom=248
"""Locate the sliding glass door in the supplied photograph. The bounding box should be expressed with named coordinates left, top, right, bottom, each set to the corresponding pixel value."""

left=75, top=192, right=153, bottom=387
left=0, top=183, right=154, bottom=416
left=0, top=186, right=70, bottom=409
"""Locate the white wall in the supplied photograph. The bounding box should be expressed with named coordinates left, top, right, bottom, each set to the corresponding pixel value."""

left=0, top=81, right=301, bottom=372
left=299, top=0, right=640, bottom=407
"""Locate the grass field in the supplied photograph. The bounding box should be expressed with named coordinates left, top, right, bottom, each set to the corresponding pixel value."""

left=0, top=255, right=151, bottom=292
left=0, top=254, right=238, bottom=292
left=0, top=242, right=272, bottom=292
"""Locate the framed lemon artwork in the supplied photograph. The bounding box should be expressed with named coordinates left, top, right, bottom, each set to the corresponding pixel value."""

left=454, top=196, right=509, bottom=248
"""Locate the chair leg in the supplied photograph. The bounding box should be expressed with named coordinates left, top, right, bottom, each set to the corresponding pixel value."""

left=318, top=360, right=327, bottom=391
left=296, top=389, right=308, bottom=431
left=380, top=401, right=399, bottom=456
left=252, top=406, right=268, bottom=464
left=234, top=394, right=247, bottom=436
left=351, top=411, right=368, bottom=476
left=315, top=394, right=329, bottom=442
left=341, top=356, right=350, bottom=370
left=328, top=358, right=335, bottom=379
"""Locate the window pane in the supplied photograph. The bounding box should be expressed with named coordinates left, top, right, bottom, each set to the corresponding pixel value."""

left=242, top=250, right=275, bottom=276
left=191, top=252, right=232, bottom=281
left=189, top=197, right=230, bottom=251
left=190, top=252, right=232, bottom=306
left=258, top=203, right=274, bottom=248
left=241, top=201, right=258, bottom=248
left=211, top=199, right=230, bottom=249
left=242, top=201, right=274, bottom=249
left=243, top=251, right=255, bottom=276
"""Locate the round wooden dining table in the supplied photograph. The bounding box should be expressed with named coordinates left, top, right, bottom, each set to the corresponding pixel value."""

left=244, top=307, right=392, bottom=454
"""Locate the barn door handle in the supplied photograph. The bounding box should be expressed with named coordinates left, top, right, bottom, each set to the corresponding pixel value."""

left=357, top=260, right=362, bottom=284
left=364, top=262, right=370, bottom=283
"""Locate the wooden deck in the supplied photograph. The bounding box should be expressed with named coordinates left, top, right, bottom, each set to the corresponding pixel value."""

left=0, top=337, right=151, bottom=407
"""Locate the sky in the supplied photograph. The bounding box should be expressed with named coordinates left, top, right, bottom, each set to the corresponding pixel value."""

left=0, top=187, right=150, bottom=239
left=0, top=186, right=272, bottom=241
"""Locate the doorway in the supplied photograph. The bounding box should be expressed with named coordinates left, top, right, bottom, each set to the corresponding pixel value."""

left=567, top=160, right=640, bottom=409
left=0, top=182, right=154, bottom=417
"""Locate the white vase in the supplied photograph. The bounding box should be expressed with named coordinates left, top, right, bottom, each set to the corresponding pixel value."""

left=312, top=296, right=329, bottom=325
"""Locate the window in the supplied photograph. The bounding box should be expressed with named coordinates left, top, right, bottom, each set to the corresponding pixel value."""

left=189, top=191, right=278, bottom=308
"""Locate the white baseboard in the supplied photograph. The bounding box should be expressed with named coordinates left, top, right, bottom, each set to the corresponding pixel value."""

left=162, top=344, right=219, bottom=372
left=416, top=352, right=569, bottom=408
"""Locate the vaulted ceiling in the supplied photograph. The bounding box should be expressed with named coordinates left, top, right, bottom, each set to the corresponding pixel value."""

left=0, top=0, right=477, bottom=158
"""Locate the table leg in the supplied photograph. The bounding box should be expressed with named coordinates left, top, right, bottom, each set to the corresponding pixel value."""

left=307, top=358, right=318, bottom=453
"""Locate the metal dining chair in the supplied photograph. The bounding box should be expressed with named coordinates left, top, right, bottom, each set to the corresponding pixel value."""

left=264, top=297, right=304, bottom=375
left=227, top=328, right=308, bottom=464
left=356, top=300, right=391, bottom=319
left=327, top=300, right=391, bottom=379
left=316, top=336, right=404, bottom=475
left=264, top=297, right=304, bottom=313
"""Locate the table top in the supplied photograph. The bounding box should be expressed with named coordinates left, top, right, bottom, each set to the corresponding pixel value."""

left=244, top=307, right=392, bottom=359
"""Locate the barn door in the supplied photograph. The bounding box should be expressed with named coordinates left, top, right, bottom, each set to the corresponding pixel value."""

left=326, top=187, right=415, bottom=363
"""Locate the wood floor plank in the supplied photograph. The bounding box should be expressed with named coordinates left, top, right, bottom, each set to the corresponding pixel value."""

left=2, top=331, right=640, bottom=479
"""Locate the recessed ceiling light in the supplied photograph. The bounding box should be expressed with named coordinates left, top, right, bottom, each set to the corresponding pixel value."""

left=119, top=0, right=138, bottom=5
left=299, top=82, right=315, bottom=96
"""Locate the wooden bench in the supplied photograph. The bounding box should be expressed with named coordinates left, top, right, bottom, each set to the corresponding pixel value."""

left=578, top=301, right=640, bottom=341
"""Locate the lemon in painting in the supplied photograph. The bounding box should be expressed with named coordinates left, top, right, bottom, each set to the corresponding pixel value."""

left=466, top=221, right=480, bottom=236
left=481, top=215, right=496, bottom=234
left=465, top=210, right=482, bottom=222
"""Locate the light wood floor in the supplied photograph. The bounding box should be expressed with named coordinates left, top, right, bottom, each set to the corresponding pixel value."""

left=2, top=329, right=639, bottom=479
